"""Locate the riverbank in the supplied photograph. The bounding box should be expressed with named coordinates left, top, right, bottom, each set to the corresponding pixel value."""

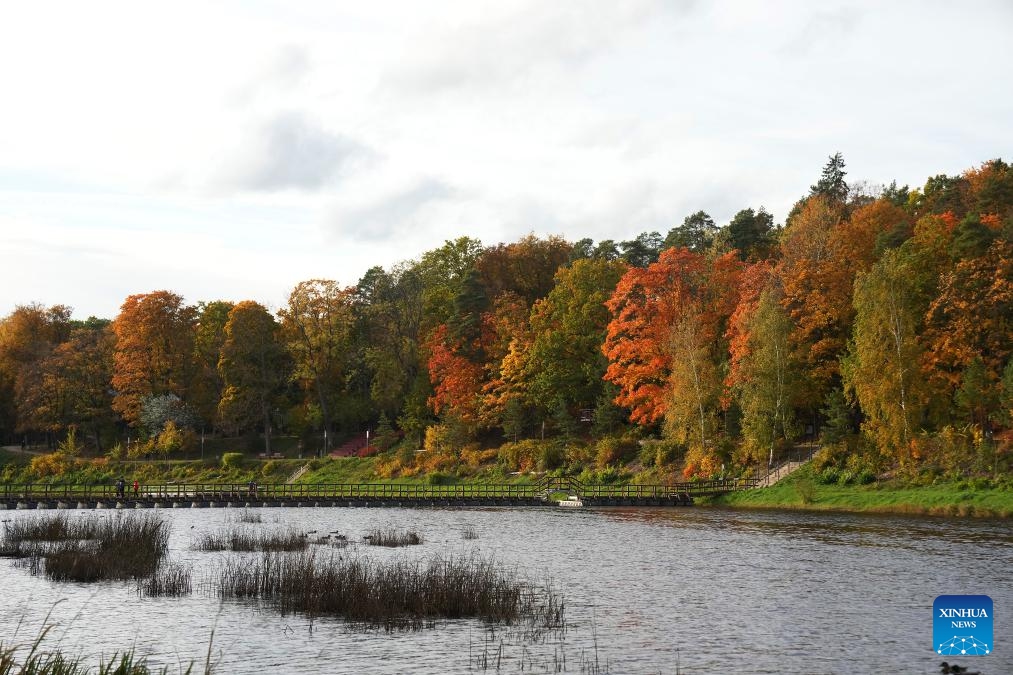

left=700, top=467, right=1013, bottom=518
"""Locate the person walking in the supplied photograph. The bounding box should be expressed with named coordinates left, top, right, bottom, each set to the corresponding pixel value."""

left=132, top=480, right=139, bottom=497
left=116, top=477, right=125, bottom=499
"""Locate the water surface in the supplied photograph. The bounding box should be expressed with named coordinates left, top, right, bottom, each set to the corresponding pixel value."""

left=1, top=505, right=1009, bottom=674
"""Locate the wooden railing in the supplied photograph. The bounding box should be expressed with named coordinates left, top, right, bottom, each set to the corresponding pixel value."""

left=1, top=478, right=759, bottom=502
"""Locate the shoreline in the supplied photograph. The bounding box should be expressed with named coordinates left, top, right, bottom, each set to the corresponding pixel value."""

left=699, top=477, right=1012, bottom=519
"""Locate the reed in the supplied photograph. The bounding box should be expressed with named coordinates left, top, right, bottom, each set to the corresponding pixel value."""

left=192, top=528, right=308, bottom=553
left=212, top=551, right=564, bottom=632
left=226, top=510, right=262, bottom=524
left=363, top=527, right=423, bottom=547
left=462, top=525, right=479, bottom=540
left=140, top=563, right=193, bottom=597
left=0, top=636, right=193, bottom=675
left=1, top=514, right=170, bottom=583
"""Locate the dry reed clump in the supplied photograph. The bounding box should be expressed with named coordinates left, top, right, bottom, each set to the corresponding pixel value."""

left=462, top=525, right=479, bottom=540
left=192, top=528, right=308, bottom=553
left=1, top=514, right=170, bottom=583
left=139, top=562, right=193, bottom=598
left=213, top=551, right=564, bottom=632
left=363, top=527, right=423, bottom=547
left=227, top=510, right=263, bottom=524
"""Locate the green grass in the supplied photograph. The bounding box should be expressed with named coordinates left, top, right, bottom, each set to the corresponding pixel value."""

left=705, top=466, right=1013, bottom=517
left=293, top=455, right=540, bottom=486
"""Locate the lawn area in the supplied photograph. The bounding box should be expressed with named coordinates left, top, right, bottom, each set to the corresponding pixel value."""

left=295, top=455, right=541, bottom=486
left=706, top=466, right=1013, bottom=518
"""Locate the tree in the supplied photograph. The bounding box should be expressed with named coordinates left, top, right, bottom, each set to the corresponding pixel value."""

left=0, top=304, right=73, bottom=443
left=426, top=324, right=485, bottom=426
left=922, top=240, right=1013, bottom=407
left=603, top=248, right=741, bottom=425
left=523, top=258, right=626, bottom=416
left=954, top=356, right=996, bottom=429
left=843, top=248, right=932, bottom=460
left=416, top=236, right=485, bottom=332
left=190, top=300, right=235, bottom=430
left=474, top=234, right=572, bottom=307
left=776, top=195, right=851, bottom=402
left=358, top=263, right=425, bottom=422
left=35, top=324, right=116, bottom=450
left=111, top=291, right=197, bottom=427
left=278, top=280, right=356, bottom=453
left=994, top=359, right=1013, bottom=429
left=139, top=394, right=198, bottom=438
left=619, top=231, right=663, bottom=267
left=664, top=308, right=722, bottom=453
left=733, top=286, right=801, bottom=465
left=725, top=207, right=775, bottom=260
left=664, top=211, right=717, bottom=253
left=218, top=301, right=290, bottom=453
left=810, top=152, right=848, bottom=203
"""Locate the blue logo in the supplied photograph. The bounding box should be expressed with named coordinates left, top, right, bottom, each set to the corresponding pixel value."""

left=934, top=595, right=993, bottom=656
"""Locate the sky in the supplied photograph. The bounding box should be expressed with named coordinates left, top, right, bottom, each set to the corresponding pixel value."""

left=2, top=0, right=1012, bottom=320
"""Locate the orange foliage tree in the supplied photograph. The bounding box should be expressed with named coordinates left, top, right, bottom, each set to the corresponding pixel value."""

left=111, top=291, right=197, bottom=427
left=603, top=248, right=741, bottom=427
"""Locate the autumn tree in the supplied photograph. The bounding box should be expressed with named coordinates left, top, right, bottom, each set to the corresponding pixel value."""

left=603, top=248, right=740, bottom=428
left=111, top=291, right=197, bottom=427
left=218, top=300, right=290, bottom=454
left=36, top=324, right=116, bottom=450
left=279, top=280, right=356, bottom=453
left=664, top=307, right=722, bottom=452
left=0, top=304, right=73, bottom=442
left=190, top=300, right=235, bottom=430
left=843, top=247, right=933, bottom=460
left=922, top=239, right=1013, bottom=417
left=732, top=284, right=801, bottom=466
left=473, top=234, right=572, bottom=307
left=777, top=194, right=881, bottom=405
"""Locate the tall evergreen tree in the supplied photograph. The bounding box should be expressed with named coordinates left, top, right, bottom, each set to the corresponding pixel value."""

left=810, top=152, right=849, bottom=203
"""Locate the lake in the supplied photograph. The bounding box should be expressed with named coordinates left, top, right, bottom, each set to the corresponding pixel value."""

left=1, top=505, right=1010, bottom=674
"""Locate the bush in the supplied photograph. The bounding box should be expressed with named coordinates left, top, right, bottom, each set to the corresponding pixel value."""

left=855, top=470, right=876, bottom=485
left=427, top=471, right=454, bottom=485
left=29, top=453, right=73, bottom=478
left=261, top=459, right=277, bottom=477
left=817, top=467, right=839, bottom=485
left=795, top=477, right=817, bottom=504
left=222, top=452, right=244, bottom=469
left=537, top=443, right=565, bottom=471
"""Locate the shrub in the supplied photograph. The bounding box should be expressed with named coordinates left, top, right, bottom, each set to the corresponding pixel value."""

left=221, top=452, right=244, bottom=469
left=29, top=453, right=72, bottom=478
left=427, top=471, right=453, bottom=485
left=594, top=437, right=620, bottom=469
left=855, top=470, right=876, bottom=485
left=795, top=477, right=817, bottom=504
left=817, top=467, right=839, bottom=485
left=537, top=443, right=565, bottom=471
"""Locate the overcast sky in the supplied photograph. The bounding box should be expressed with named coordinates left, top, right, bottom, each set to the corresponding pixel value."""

left=2, top=0, right=1011, bottom=319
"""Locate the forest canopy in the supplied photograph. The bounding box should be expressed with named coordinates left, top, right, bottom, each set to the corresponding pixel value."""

left=3, top=156, right=1012, bottom=480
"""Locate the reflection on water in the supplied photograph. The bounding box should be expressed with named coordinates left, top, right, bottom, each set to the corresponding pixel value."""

left=1, top=505, right=1010, bottom=673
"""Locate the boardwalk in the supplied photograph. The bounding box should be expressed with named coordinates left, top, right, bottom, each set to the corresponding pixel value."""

left=0, top=477, right=760, bottom=510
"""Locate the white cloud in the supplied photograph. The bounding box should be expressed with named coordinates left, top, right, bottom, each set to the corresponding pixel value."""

left=215, top=112, right=372, bottom=192
left=1, top=0, right=1012, bottom=319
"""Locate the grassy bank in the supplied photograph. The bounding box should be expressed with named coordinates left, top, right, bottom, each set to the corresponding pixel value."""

left=703, top=466, right=1013, bottom=518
